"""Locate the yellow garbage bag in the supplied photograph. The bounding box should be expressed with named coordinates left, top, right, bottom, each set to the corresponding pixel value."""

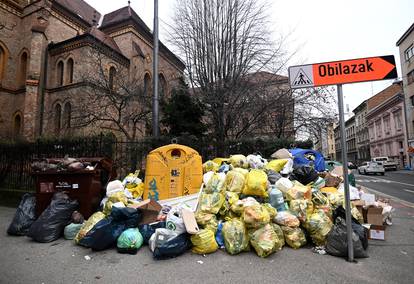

left=222, top=219, right=250, bottom=255
left=232, top=167, right=249, bottom=177
left=281, top=226, right=307, bottom=249
left=202, top=160, right=219, bottom=173
left=327, top=193, right=344, bottom=208
left=212, top=158, right=229, bottom=166
left=265, top=159, right=288, bottom=173
left=191, top=229, right=218, bottom=254
left=229, top=154, right=249, bottom=169
left=320, top=187, right=339, bottom=194
left=242, top=169, right=268, bottom=198
left=285, top=181, right=312, bottom=201
left=289, top=199, right=314, bottom=223
left=122, top=171, right=144, bottom=199
left=195, top=211, right=219, bottom=232
left=219, top=191, right=240, bottom=217
left=74, top=211, right=105, bottom=244
left=205, top=172, right=226, bottom=194
left=250, top=224, right=281, bottom=257
left=262, top=203, right=277, bottom=220
left=271, top=223, right=285, bottom=247
left=223, top=170, right=245, bottom=193
left=243, top=204, right=270, bottom=229
left=351, top=207, right=364, bottom=224
left=198, top=192, right=225, bottom=214
left=103, top=191, right=128, bottom=215
left=274, top=211, right=300, bottom=227
left=304, top=209, right=333, bottom=246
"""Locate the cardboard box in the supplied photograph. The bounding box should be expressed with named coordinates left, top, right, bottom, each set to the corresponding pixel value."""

left=369, top=225, right=386, bottom=240
left=367, top=206, right=383, bottom=226
left=361, top=193, right=376, bottom=206
left=352, top=200, right=366, bottom=219
left=182, top=208, right=200, bottom=234
left=130, top=199, right=162, bottom=225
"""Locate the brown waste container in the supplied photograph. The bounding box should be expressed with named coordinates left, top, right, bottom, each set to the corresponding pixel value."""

left=32, top=157, right=115, bottom=219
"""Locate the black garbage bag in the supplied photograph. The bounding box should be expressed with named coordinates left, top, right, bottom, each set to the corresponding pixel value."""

left=7, top=193, right=37, bottom=236
left=333, top=206, right=368, bottom=250
left=138, top=221, right=166, bottom=245
left=27, top=192, right=78, bottom=243
left=290, top=165, right=319, bottom=185
left=153, top=233, right=192, bottom=260
left=78, top=207, right=142, bottom=251
left=266, top=170, right=282, bottom=185
left=326, top=217, right=368, bottom=258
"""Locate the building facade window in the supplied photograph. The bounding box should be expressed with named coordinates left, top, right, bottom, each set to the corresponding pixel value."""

left=159, top=73, right=167, bottom=99
left=108, top=66, right=116, bottom=90
left=144, top=73, right=151, bottom=96
left=54, top=103, right=62, bottom=134
left=13, top=113, right=22, bottom=139
left=66, top=58, right=74, bottom=84
left=57, top=61, right=64, bottom=86
left=405, top=44, right=414, bottom=61
left=19, top=51, right=28, bottom=87
left=63, top=102, right=71, bottom=129
left=0, top=42, right=8, bottom=82
left=384, top=116, right=390, bottom=134
left=394, top=112, right=402, bottom=130
left=407, top=69, right=414, bottom=85
left=376, top=121, right=382, bottom=137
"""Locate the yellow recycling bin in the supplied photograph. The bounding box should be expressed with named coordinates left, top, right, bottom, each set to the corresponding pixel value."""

left=144, top=144, right=203, bottom=200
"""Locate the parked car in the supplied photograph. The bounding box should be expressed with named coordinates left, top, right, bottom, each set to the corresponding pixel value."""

left=371, top=156, right=398, bottom=171
left=358, top=161, right=385, bottom=175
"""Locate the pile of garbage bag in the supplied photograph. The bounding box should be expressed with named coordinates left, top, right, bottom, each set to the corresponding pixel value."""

left=8, top=148, right=388, bottom=260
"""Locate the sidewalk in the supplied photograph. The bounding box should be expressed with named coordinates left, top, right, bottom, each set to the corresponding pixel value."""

left=0, top=200, right=413, bottom=283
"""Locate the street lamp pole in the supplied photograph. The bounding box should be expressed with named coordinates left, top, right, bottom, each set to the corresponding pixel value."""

left=152, top=0, right=159, bottom=137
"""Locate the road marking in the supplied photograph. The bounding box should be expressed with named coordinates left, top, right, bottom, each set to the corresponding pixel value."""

left=403, top=189, right=414, bottom=194
left=363, top=186, right=414, bottom=208
left=356, top=175, right=414, bottom=187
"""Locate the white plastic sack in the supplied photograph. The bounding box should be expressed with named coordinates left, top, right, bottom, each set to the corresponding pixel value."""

left=106, top=180, right=124, bottom=197
left=246, top=154, right=267, bottom=169
left=280, top=159, right=294, bottom=175
left=149, top=228, right=178, bottom=252
left=271, top=148, right=293, bottom=159
left=338, top=183, right=360, bottom=200
left=166, top=204, right=192, bottom=235
left=203, top=171, right=215, bottom=185
left=275, top=177, right=293, bottom=193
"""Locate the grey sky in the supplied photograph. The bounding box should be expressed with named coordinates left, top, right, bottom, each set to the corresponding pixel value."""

left=86, top=0, right=413, bottom=114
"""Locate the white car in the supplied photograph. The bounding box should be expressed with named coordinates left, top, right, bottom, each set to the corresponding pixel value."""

left=358, top=161, right=385, bottom=175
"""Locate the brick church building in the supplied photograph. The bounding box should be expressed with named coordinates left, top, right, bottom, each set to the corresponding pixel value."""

left=0, top=0, right=185, bottom=141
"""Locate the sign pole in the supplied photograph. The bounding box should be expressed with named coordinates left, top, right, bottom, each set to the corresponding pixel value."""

left=337, top=84, right=354, bottom=262
left=152, top=0, right=159, bottom=137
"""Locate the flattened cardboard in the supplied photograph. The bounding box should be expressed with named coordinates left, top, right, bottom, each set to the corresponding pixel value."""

left=367, top=206, right=383, bottom=226
left=130, top=199, right=162, bottom=225
left=182, top=208, right=200, bottom=234
left=361, top=193, right=376, bottom=206
left=369, top=225, right=386, bottom=240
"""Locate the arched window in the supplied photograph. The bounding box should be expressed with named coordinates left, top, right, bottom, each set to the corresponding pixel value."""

left=159, top=73, right=167, bottom=99
left=57, top=61, right=64, bottom=86
left=19, top=52, right=28, bottom=87
left=66, top=58, right=74, bottom=84
left=144, top=73, right=151, bottom=96
left=63, top=102, right=71, bottom=129
left=54, top=103, right=62, bottom=134
left=109, top=66, right=116, bottom=90
left=13, top=113, right=22, bottom=138
left=0, top=43, right=8, bottom=82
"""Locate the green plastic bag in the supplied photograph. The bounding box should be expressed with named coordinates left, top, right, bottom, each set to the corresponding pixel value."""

left=222, top=219, right=249, bottom=255
left=117, top=228, right=143, bottom=254
left=64, top=223, right=83, bottom=240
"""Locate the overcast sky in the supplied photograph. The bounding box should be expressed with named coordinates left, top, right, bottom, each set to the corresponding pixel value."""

left=86, top=0, right=413, bottom=115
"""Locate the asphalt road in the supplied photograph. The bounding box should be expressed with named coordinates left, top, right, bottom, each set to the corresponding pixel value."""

left=354, top=170, right=414, bottom=204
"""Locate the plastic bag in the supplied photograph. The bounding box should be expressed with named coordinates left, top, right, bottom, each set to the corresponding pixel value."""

left=198, top=192, right=225, bottom=214
left=75, top=211, right=106, bottom=244
left=275, top=177, right=293, bottom=193
left=243, top=204, right=270, bottom=229
left=271, top=148, right=292, bottom=159
left=262, top=203, right=277, bottom=220
left=280, top=158, right=294, bottom=175
left=281, top=226, right=307, bottom=249
left=106, top=180, right=124, bottom=196
left=191, top=229, right=218, bottom=254
left=229, top=154, right=249, bottom=169
left=205, top=172, right=226, bottom=194
left=215, top=222, right=224, bottom=248
left=265, top=159, right=288, bottom=173
left=324, top=173, right=342, bottom=188
left=338, top=184, right=360, bottom=200
left=7, top=193, right=36, bottom=236
left=223, top=170, right=245, bottom=193
left=242, top=169, right=268, bottom=198
left=218, top=163, right=232, bottom=173
left=166, top=205, right=188, bottom=235
left=291, top=165, right=319, bottom=185
left=222, top=219, right=249, bottom=255
left=304, top=209, right=333, bottom=246
left=203, top=171, right=215, bottom=185
left=266, top=170, right=282, bottom=185
left=71, top=211, right=84, bottom=224
left=250, top=224, right=281, bottom=257
left=203, top=160, right=219, bottom=173
left=274, top=211, right=300, bottom=227
left=327, top=193, right=344, bottom=208
left=312, top=177, right=326, bottom=189
left=79, top=207, right=141, bottom=250
left=289, top=199, right=313, bottom=223
left=321, top=187, right=339, bottom=194
left=64, top=223, right=83, bottom=240
left=138, top=221, right=166, bottom=245
left=149, top=228, right=178, bottom=252
left=117, top=228, right=143, bottom=254
left=232, top=167, right=249, bottom=177
left=103, top=191, right=129, bottom=215
left=219, top=192, right=239, bottom=217
left=333, top=206, right=368, bottom=250
left=122, top=171, right=144, bottom=199
left=28, top=193, right=78, bottom=243
left=285, top=182, right=312, bottom=201
left=246, top=154, right=267, bottom=169
left=326, top=217, right=368, bottom=258
left=153, top=233, right=192, bottom=260
left=271, top=223, right=285, bottom=247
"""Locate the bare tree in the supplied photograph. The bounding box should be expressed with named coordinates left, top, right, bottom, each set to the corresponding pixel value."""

left=169, top=0, right=291, bottom=152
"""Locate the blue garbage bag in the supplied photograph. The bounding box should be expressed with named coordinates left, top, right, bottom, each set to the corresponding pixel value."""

left=153, top=233, right=192, bottom=260
left=290, top=148, right=325, bottom=172
left=138, top=221, right=166, bottom=245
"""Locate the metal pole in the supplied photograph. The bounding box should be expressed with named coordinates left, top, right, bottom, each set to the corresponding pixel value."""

left=337, top=84, right=354, bottom=262
left=152, top=0, right=159, bottom=137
